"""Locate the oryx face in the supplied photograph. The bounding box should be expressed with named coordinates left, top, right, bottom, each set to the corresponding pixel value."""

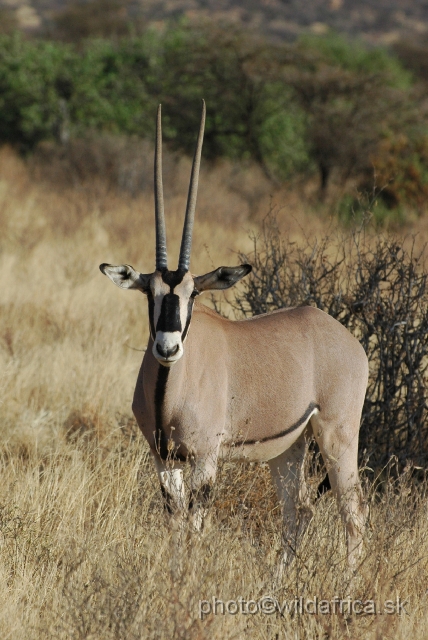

left=100, top=101, right=251, bottom=365
left=149, top=269, right=196, bottom=366
left=99, top=262, right=251, bottom=366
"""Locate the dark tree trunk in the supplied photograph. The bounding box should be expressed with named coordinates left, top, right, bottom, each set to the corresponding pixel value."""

left=319, top=161, right=330, bottom=198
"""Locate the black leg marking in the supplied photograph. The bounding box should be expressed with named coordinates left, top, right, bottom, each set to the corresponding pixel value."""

left=160, top=484, right=173, bottom=514
left=238, top=402, right=320, bottom=445
left=317, top=473, right=331, bottom=497
left=188, top=483, right=212, bottom=511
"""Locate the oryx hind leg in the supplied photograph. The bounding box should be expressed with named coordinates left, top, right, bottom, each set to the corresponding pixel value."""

left=268, top=430, right=313, bottom=565
left=311, top=412, right=368, bottom=567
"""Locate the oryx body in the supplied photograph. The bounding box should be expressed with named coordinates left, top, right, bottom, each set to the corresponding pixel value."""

left=101, top=102, right=368, bottom=566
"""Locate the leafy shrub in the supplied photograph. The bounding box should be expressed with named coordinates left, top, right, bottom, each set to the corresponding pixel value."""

left=145, top=22, right=312, bottom=180
left=0, top=32, right=158, bottom=149
left=367, top=134, right=428, bottom=213
left=298, top=33, right=413, bottom=88
left=284, top=35, right=419, bottom=195
left=0, top=34, right=75, bottom=149
left=336, top=192, right=406, bottom=227
left=233, top=215, right=428, bottom=473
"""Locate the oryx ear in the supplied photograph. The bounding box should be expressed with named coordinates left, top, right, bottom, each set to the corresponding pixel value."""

left=99, top=264, right=151, bottom=292
left=193, top=264, right=252, bottom=292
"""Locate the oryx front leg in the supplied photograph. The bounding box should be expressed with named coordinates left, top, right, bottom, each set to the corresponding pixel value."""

left=268, top=432, right=313, bottom=566
left=189, top=457, right=217, bottom=532
left=153, top=456, right=187, bottom=531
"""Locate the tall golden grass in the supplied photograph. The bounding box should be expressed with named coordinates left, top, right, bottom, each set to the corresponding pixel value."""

left=0, top=145, right=427, bottom=638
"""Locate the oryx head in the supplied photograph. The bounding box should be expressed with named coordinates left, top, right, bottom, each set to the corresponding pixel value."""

left=100, top=101, right=252, bottom=367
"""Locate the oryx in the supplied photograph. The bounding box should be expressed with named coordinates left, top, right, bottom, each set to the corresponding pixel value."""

left=100, top=102, right=368, bottom=566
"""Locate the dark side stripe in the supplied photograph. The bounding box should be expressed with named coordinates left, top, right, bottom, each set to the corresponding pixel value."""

left=154, top=363, right=186, bottom=462
left=237, top=402, right=320, bottom=446
left=154, top=365, right=170, bottom=459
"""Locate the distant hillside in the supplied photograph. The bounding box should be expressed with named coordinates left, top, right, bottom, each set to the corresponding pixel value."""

left=1, top=0, right=428, bottom=44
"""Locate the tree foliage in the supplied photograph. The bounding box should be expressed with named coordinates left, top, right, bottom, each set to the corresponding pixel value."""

left=0, top=25, right=426, bottom=210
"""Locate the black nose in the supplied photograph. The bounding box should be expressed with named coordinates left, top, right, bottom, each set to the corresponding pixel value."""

left=156, top=343, right=179, bottom=358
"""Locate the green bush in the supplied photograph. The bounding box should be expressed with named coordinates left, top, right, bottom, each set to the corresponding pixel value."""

left=0, top=34, right=74, bottom=148
left=67, top=37, right=155, bottom=135
left=368, top=134, right=428, bottom=213
left=150, top=22, right=311, bottom=179
left=337, top=193, right=405, bottom=227
left=298, top=32, right=413, bottom=88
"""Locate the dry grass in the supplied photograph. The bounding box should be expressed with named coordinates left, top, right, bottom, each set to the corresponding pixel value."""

left=1, top=145, right=428, bottom=638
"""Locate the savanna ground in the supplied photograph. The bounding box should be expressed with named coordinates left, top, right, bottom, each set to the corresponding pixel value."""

left=0, top=144, right=428, bottom=639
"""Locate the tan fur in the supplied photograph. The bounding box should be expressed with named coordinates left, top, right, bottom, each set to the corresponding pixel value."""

left=101, top=103, right=368, bottom=568
left=132, top=299, right=369, bottom=566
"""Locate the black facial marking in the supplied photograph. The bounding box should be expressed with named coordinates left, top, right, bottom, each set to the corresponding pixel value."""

left=181, top=297, right=195, bottom=341
left=188, top=483, right=212, bottom=511
left=156, top=293, right=182, bottom=333
left=148, top=269, right=198, bottom=340
left=147, top=291, right=156, bottom=340
left=160, top=268, right=187, bottom=289
left=237, top=402, right=321, bottom=445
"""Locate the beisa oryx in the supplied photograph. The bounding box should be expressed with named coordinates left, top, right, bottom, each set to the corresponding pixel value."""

left=100, top=101, right=369, bottom=566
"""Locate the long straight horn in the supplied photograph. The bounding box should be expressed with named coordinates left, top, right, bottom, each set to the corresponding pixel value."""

left=178, top=100, right=206, bottom=271
left=155, top=104, right=168, bottom=270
